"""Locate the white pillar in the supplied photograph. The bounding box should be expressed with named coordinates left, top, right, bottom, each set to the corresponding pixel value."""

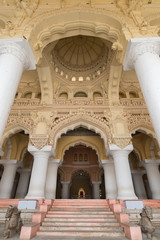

left=101, top=159, right=117, bottom=199
left=0, top=160, right=18, bottom=198
left=25, top=146, right=52, bottom=199
left=144, top=159, right=160, bottom=199
left=15, top=169, right=31, bottom=198
left=45, top=159, right=60, bottom=199
left=61, top=181, right=70, bottom=199
left=92, top=181, right=101, bottom=199
left=132, top=170, right=147, bottom=199
left=110, top=144, right=137, bottom=199
left=124, top=38, right=160, bottom=144
left=0, top=38, right=36, bottom=140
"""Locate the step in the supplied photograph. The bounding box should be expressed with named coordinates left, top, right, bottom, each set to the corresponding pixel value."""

left=39, top=226, right=123, bottom=231
left=49, top=208, right=110, bottom=212
left=44, top=218, right=117, bottom=222
left=34, top=236, right=128, bottom=240
left=37, top=231, right=125, bottom=237
left=46, top=214, right=114, bottom=218
left=47, top=211, right=112, bottom=215
left=42, top=222, right=120, bottom=227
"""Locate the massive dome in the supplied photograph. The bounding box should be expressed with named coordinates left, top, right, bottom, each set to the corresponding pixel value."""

left=52, top=35, right=109, bottom=82
left=53, top=36, right=105, bottom=70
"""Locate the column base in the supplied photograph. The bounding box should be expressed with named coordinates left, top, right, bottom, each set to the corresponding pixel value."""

left=106, top=194, right=117, bottom=199
left=152, top=194, right=160, bottom=199
left=117, top=195, right=138, bottom=200
left=25, top=194, right=45, bottom=199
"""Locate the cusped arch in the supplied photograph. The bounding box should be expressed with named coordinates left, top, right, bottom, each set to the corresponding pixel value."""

left=61, top=140, right=100, bottom=162
left=27, top=8, right=124, bottom=62
left=130, top=126, right=156, bottom=140
left=1, top=125, right=30, bottom=148
left=50, top=117, right=110, bottom=155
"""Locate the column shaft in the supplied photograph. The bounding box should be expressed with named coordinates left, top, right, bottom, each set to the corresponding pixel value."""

left=62, top=182, right=70, bottom=199
left=0, top=39, right=36, bottom=140
left=110, top=145, right=137, bottom=199
left=0, top=160, right=18, bottom=198
left=132, top=171, right=147, bottom=199
left=92, top=182, right=101, bottom=199
left=124, top=38, right=160, bottom=145
left=145, top=160, right=160, bottom=199
left=45, top=159, right=60, bottom=199
left=135, top=53, right=160, bottom=144
left=15, top=169, right=31, bottom=198
left=102, top=160, right=117, bottom=199
left=25, top=146, right=51, bottom=199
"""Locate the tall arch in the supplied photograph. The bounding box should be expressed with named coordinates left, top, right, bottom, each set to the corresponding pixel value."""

left=50, top=116, right=110, bottom=155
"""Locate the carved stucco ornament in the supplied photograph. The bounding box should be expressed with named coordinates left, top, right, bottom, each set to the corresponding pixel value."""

left=30, top=134, right=49, bottom=150
left=112, top=137, right=132, bottom=149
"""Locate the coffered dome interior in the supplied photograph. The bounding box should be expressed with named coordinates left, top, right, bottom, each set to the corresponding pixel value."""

left=51, top=35, right=110, bottom=82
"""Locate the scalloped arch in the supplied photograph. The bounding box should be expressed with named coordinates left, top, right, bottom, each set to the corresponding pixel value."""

left=51, top=118, right=110, bottom=155
left=130, top=126, right=157, bottom=140
left=1, top=125, right=30, bottom=148
left=61, top=140, right=100, bottom=162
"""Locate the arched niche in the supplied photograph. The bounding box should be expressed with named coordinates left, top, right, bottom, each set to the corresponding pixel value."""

left=93, top=92, right=103, bottom=98
left=119, top=91, right=126, bottom=98
left=59, top=92, right=68, bottom=99
left=74, top=92, right=88, bottom=97
left=129, top=91, right=139, bottom=98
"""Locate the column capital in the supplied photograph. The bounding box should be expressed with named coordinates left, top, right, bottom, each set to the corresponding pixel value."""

left=0, top=38, right=36, bottom=70
left=61, top=181, right=70, bottom=185
left=124, top=37, right=160, bottom=71
left=17, top=168, right=31, bottom=174
left=92, top=181, right=101, bottom=185
left=0, top=159, right=19, bottom=166
left=28, top=145, right=52, bottom=155
left=109, top=144, right=133, bottom=153
left=101, top=159, right=114, bottom=166
left=144, top=159, right=160, bottom=165
left=48, top=158, right=61, bottom=165
left=131, top=170, right=146, bottom=175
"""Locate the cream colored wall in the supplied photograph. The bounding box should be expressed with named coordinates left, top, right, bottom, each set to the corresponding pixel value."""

left=0, top=0, right=160, bottom=164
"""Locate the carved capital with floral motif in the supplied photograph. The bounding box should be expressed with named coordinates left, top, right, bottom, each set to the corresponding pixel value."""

left=29, top=134, right=49, bottom=150
left=112, top=136, right=132, bottom=149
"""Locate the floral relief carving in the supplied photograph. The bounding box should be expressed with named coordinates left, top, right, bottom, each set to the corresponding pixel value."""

left=112, top=137, right=132, bottom=149
left=128, top=113, right=152, bottom=132
left=6, top=112, right=34, bottom=132
left=29, top=134, right=49, bottom=150
left=49, top=109, right=111, bottom=145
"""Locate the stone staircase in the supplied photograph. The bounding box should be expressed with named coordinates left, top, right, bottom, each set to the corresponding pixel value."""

left=35, top=199, right=128, bottom=239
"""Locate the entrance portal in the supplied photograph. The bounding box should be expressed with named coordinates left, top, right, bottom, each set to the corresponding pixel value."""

left=70, top=169, right=92, bottom=199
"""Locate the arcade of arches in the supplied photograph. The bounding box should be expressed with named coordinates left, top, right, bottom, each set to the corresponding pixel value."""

left=0, top=0, right=160, bottom=201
